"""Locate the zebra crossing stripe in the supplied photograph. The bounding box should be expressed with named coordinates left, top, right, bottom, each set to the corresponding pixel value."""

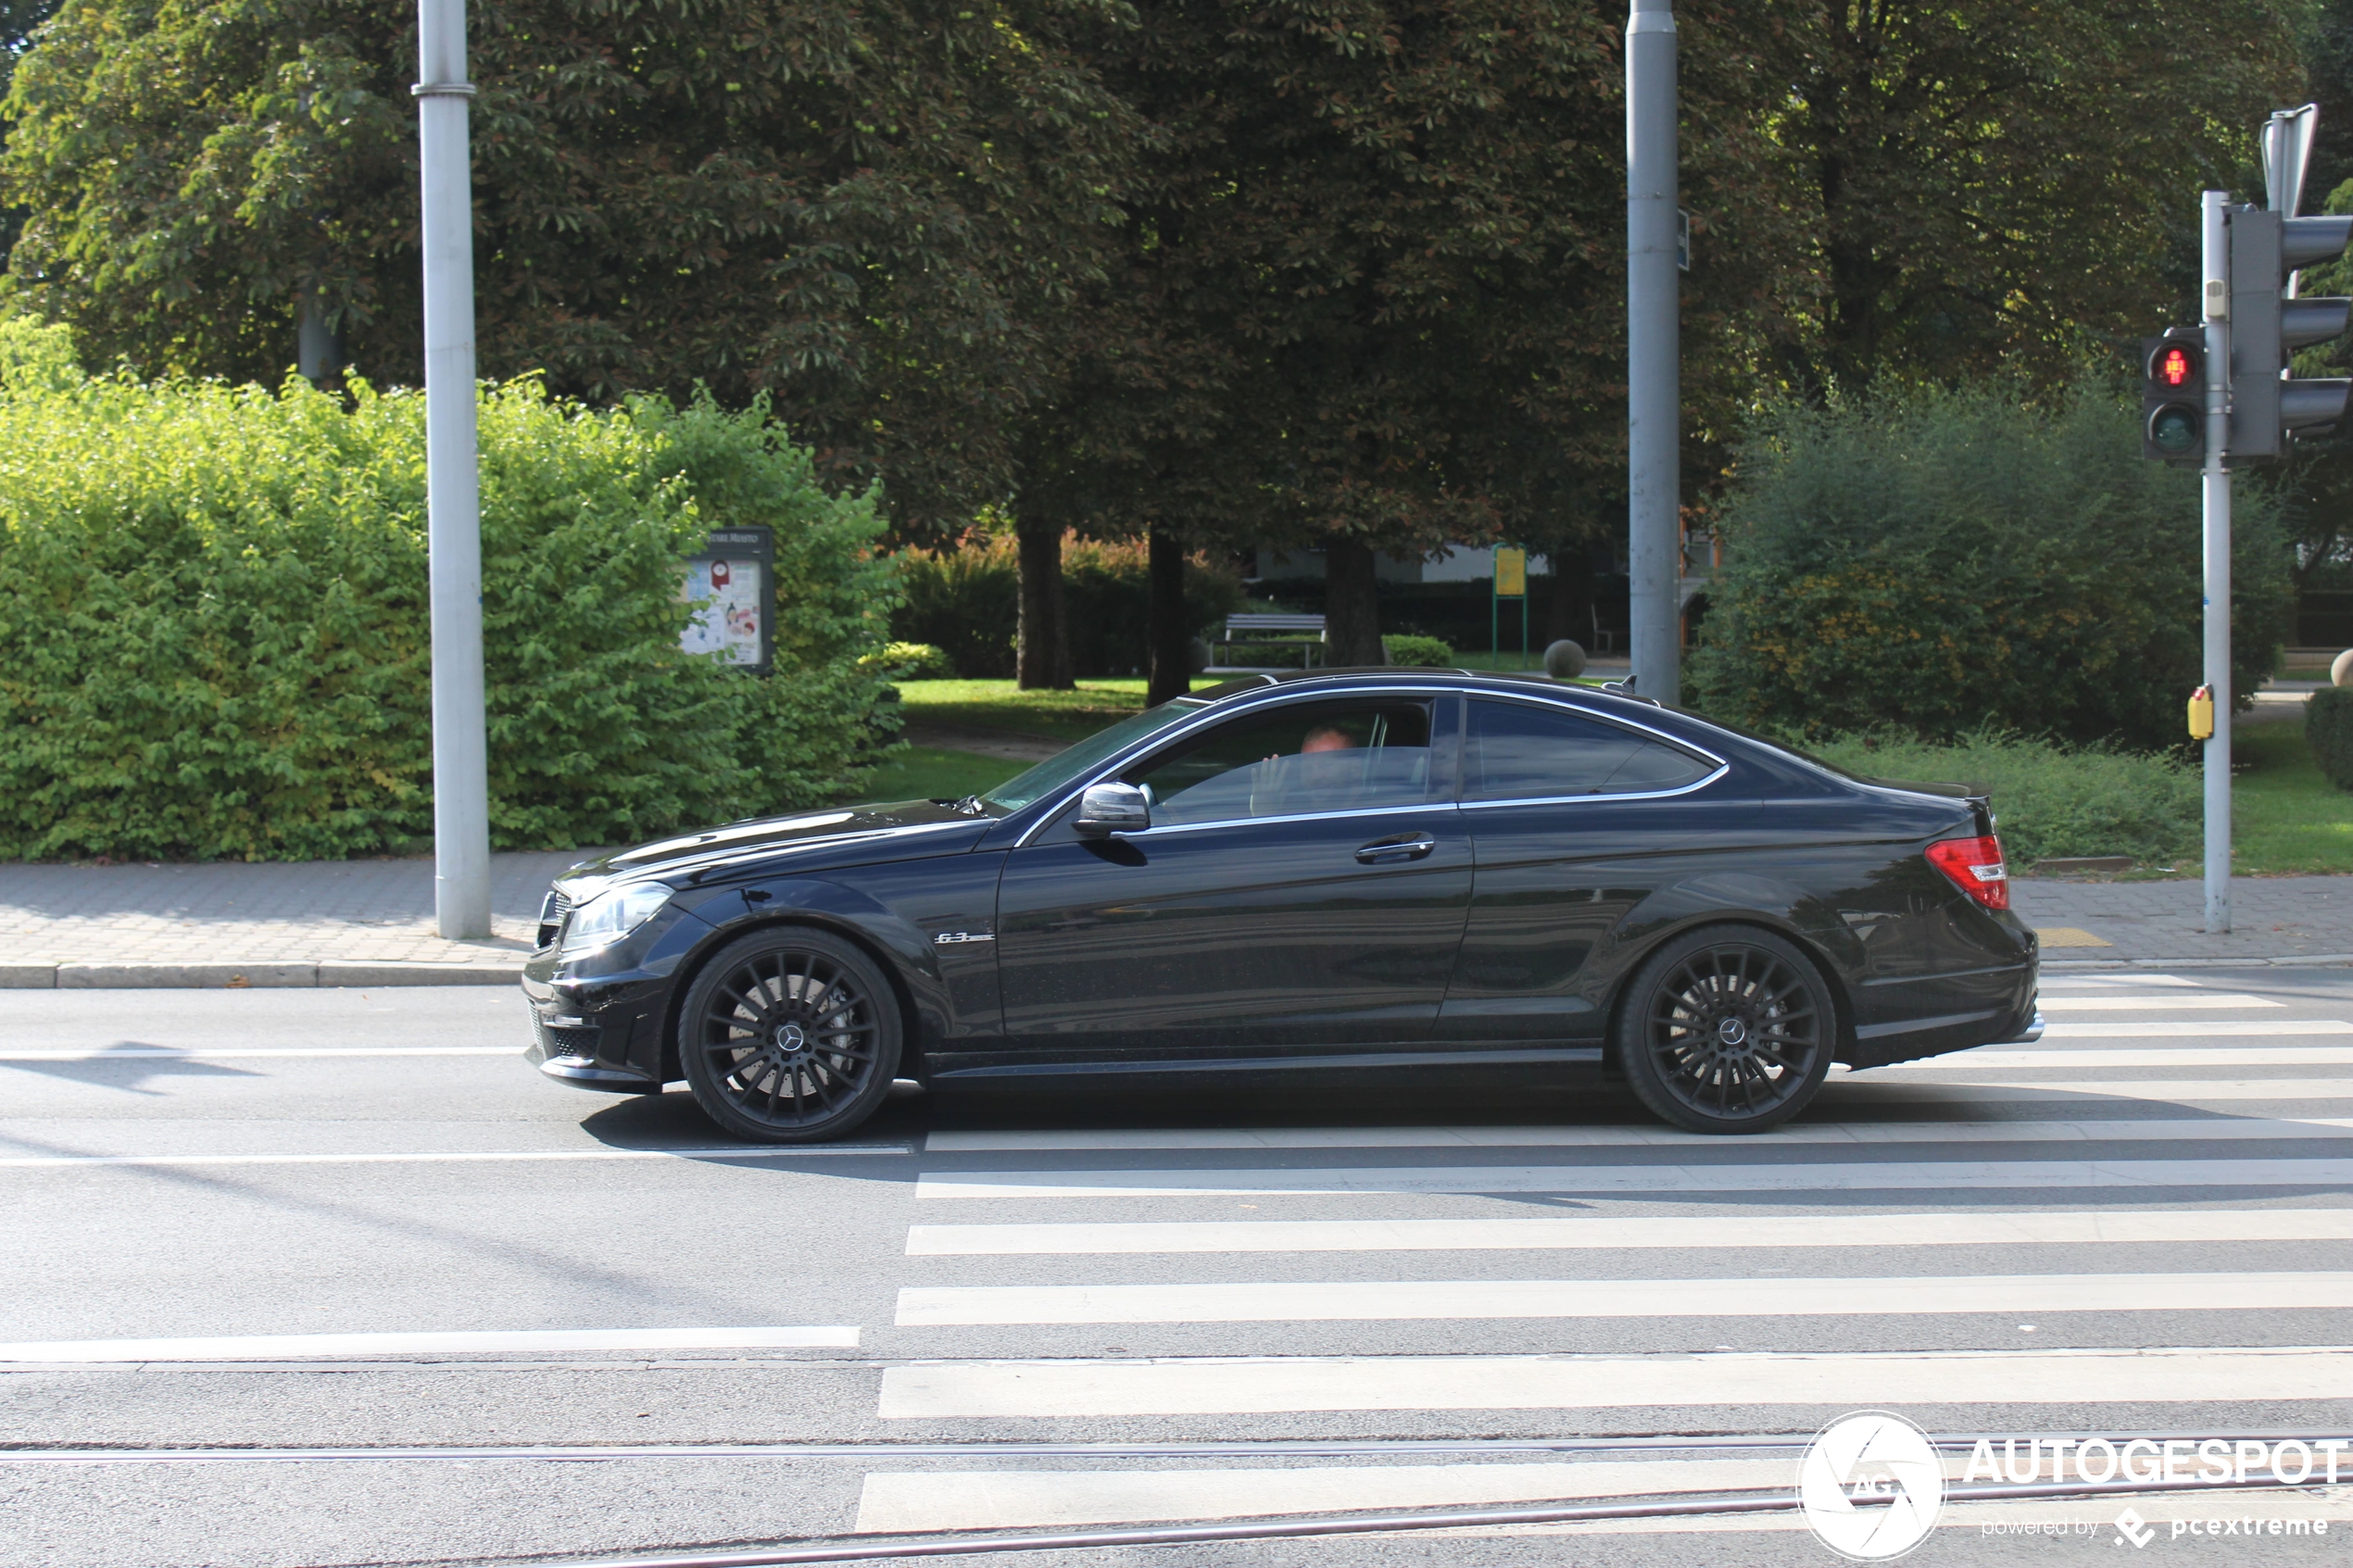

left=853, top=1457, right=1799, bottom=1534
left=896, top=1270, right=2353, bottom=1325
left=2039, top=1021, right=2352, bottom=1037
left=1828, top=1078, right=2353, bottom=1102
left=904, top=1207, right=2353, bottom=1256
left=912, top=1157, right=2353, bottom=1199
left=2035, top=995, right=2283, bottom=1010
left=1883, top=1047, right=2353, bottom=1068
left=923, top=1117, right=2353, bottom=1154
left=875, top=1346, right=2353, bottom=1418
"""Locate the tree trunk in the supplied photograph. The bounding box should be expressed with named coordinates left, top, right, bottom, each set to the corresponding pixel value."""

left=1015, top=516, right=1072, bottom=689
left=1323, top=537, right=1384, bottom=666
left=1539, top=539, right=1591, bottom=648
left=1146, top=527, right=1191, bottom=705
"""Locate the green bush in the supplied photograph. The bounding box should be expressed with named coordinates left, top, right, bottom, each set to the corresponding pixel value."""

left=892, top=532, right=1244, bottom=678
left=1383, top=633, right=1454, bottom=666
left=0, top=371, right=899, bottom=859
left=1686, top=383, right=2292, bottom=750
left=871, top=641, right=956, bottom=680
left=1797, top=728, right=2199, bottom=867
left=893, top=534, right=1020, bottom=678
left=2309, top=687, right=2353, bottom=791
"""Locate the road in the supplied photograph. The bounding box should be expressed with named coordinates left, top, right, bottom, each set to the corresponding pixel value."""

left=6, top=972, right=2353, bottom=1565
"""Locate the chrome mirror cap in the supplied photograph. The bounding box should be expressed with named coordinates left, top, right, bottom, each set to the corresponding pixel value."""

left=1074, top=782, right=1151, bottom=837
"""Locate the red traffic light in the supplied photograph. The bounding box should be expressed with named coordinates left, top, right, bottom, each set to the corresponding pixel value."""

left=2150, top=342, right=2201, bottom=387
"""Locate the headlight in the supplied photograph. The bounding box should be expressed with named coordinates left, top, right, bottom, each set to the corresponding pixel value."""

left=559, top=882, right=673, bottom=957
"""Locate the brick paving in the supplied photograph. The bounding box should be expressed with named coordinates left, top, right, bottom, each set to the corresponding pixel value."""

left=0, top=851, right=595, bottom=984
left=4, top=846, right=2349, bottom=985
left=2012, top=874, right=2353, bottom=966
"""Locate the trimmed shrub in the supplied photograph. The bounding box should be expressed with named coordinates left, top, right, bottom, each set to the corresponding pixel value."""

left=871, top=641, right=956, bottom=680
left=2309, top=687, right=2353, bottom=791
left=1383, top=633, right=1453, bottom=666
left=891, top=532, right=1244, bottom=678
left=0, top=372, right=898, bottom=859
left=893, top=533, right=1020, bottom=678
left=1797, top=729, right=2199, bottom=867
left=1686, top=384, right=2293, bottom=750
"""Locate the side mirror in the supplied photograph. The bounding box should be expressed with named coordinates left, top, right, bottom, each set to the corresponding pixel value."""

left=1074, top=782, right=1151, bottom=837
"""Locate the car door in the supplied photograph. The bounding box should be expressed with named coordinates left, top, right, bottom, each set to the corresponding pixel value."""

left=992, top=694, right=1472, bottom=1066
left=1441, top=696, right=1753, bottom=1043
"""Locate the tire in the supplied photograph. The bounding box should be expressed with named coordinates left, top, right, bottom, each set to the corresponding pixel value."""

left=678, top=928, right=902, bottom=1143
left=1615, top=925, right=1835, bottom=1135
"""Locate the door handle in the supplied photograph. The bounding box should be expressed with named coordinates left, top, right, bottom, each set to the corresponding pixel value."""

left=1356, top=833, right=1437, bottom=864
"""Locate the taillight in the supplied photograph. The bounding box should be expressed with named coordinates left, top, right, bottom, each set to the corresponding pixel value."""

left=1925, top=834, right=2008, bottom=911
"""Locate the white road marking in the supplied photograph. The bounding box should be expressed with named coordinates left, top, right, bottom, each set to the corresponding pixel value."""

left=0, top=1145, right=912, bottom=1170
left=904, top=1207, right=2353, bottom=1256
left=2037, top=975, right=2200, bottom=987
left=1884, top=1047, right=2353, bottom=1069
left=0, top=1326, right=859, bottom=1362
left=2039, top=1021, right=2351, bottom=1037
left=894, top=1271, right=2353, bottom=1325
left=0, top=1047, right=523, bottom=1061
left=1826, top=1078, right=2353, bottom=1101
left=922, top=1117, right=2353, bottom=1154
left=875, top=1346, right=2353, bottom=1418
left=853, top=1458, right=1799, bottom=1533
left=2035, top=995, right=2283, bottom=1010
left=912, top=1158, right=2353, bottom=1200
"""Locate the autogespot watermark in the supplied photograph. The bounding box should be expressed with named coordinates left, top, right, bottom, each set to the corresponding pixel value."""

left=1798, top=1418, right=2349, bottom=1560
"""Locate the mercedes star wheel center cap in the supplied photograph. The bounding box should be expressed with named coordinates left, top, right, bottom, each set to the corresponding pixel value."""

left=774, top=1022, right=807, bottom=1053
left=1717, top=1016, right=1749, bottom=1048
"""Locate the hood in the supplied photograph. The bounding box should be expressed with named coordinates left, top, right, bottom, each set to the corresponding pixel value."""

left=555, top=799, right=992, bottom=896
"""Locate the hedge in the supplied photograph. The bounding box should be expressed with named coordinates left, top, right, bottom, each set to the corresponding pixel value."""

left=1686, top=383, right=2293, bottom=751
left=1797, top=729, right=2198, bottom=867
left=893, top=532, right=1244, bottom=678
left=0, top=355, right=899, bottom=859
left=2310, top=687, right=2353, bottom=791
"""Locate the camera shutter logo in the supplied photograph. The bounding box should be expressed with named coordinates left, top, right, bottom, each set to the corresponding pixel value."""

left=1798, top=1411, right=1944, bottom=1561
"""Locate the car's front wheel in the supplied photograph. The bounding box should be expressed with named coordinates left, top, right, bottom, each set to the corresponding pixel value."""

left=1616, top=925, right=1834, bottom=1134
left=679, top=928, right=901, bottom=1143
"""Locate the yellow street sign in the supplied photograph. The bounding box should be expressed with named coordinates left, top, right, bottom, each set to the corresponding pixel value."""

left=1494, top=546, right=1527, bottom=597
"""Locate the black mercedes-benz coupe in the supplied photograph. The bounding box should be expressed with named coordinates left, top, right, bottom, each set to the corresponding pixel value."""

left=522, top=670, right=2039, bottom=1140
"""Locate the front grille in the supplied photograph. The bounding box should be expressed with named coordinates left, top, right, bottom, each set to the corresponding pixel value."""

left=533, top=1014, right=600, bottom=1060
left=536, top=888, right=572, bottom=950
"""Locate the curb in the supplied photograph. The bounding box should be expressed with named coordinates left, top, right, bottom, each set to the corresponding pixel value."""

left=2044, top=954, right=2353, bottom=971
left=3, top=962, right=522, bottom=990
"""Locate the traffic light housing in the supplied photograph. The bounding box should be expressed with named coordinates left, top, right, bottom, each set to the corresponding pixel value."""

left=2229, top=208, right=2353, bottom=457
left=2142, top=333, right=2204, bottom=460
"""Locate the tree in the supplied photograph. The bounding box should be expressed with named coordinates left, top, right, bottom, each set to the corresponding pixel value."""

left=1743, top=0, right=2305, bottom=395
left=0, top=0, right=1136, bottom=530
left=0, top=0, right=57, bottom=266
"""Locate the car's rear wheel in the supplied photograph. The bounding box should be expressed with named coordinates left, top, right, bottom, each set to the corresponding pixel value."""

left=1616, top=925, right=1834, bottom=1134
left=679, top=929, right=901, bottom=1143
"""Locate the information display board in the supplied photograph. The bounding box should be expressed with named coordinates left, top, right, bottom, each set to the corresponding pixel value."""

left=679, top=525, right=775, bottom=674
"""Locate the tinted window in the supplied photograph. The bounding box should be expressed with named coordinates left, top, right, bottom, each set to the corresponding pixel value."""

left=1465, top=700, right=1713, bottom=800
left=1127, top=702, right=1434, bottom=825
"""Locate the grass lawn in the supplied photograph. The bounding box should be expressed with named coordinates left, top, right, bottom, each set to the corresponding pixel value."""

left=848, top=745, right=1021, bottom=807
left=2234, top=721, right=2353, bottom=874
left=891, top=677, right=1218, bottom=743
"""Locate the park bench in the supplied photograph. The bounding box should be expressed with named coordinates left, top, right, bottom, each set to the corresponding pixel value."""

left=1214, top=611, right=1327, bottom=669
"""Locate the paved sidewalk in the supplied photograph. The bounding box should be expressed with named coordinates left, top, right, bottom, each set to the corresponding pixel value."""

left=2013, top=874, right=2353, bottom=968
left=4, top=849, right=2349, bottom=986
left=0, top=851, right=595, bottom=986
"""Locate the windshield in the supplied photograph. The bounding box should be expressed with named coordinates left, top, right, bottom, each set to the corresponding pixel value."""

left=979, top=699, right=1212, bottom=810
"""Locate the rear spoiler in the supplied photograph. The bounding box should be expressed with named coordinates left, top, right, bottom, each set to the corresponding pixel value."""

left=1860, top=777, right=1997, bottom=836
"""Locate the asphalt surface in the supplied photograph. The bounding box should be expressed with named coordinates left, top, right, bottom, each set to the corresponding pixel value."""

left=8, top=981, right=2353, bottom=1565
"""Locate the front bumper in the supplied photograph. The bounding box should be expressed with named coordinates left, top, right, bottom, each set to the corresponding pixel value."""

left=522, top=912, right=706, bottom=1094
left=1995, top=1007, right=2046, bottom=1045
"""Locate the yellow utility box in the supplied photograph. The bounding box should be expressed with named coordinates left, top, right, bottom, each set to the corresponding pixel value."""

left=2187, top=684, right=2215, bottom=741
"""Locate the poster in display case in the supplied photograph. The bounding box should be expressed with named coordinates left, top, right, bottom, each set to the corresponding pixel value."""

left=678, top=526, right=774, bottom=674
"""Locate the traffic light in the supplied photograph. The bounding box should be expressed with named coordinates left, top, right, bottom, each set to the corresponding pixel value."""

left=2228, top=208, right=2353, bottom=457
left=2141, top=332, right=2204, bottom=461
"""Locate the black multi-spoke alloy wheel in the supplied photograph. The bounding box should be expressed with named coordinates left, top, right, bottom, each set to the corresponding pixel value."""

left=679, top=929, right=901, bottom=1143
left=1616, top=926, right=1834, bottom=1135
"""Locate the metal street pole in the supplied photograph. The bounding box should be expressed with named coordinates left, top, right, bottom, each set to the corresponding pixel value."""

left=2202, top=189, right=2233, bottom=934
left=417, top=0, right=490, bottom=939
left=1626, top=0, right=1680, bottom=704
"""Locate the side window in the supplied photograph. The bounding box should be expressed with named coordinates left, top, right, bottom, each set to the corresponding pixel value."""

left=1464, top=700, right=1713, bottom=801
left=1126, top=702, right=1435, bottom=825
